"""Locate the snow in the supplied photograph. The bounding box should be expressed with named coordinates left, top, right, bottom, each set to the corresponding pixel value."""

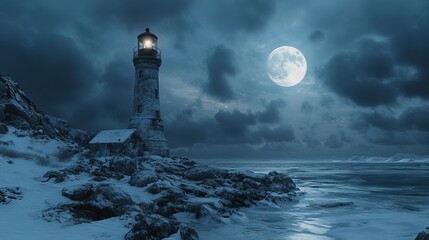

left=0, top=130, right=130, bottom=240
left=0, top=157, right=129, bottom=240
left=0, top=127, right=80, bottom=166
left=89, top=129, right=137, bottom=144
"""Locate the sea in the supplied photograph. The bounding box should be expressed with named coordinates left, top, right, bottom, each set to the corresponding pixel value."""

left=193, top=158, right=429, bottom=240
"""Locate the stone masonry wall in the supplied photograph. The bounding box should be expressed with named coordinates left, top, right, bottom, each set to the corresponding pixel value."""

left=129, top=56, right=169, bottom=157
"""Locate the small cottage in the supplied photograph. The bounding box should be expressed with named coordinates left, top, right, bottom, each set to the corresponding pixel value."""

left=89, top=129, right=144, bottom=157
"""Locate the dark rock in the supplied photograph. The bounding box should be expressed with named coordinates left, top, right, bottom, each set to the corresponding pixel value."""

left=47, top=116, right=70, bottom=135
left=184, top=167, right=229, bottom=181
left=0, top=76, right=88, bottom=144
left=64, top=164, right=90, bottom=175
left=146, top=181, right=170, bottom=195
left=0, top=187, right=23, bottom=204
left=54, top=183, right=134, bottom=222
left=263, top=171, right=296, bottom=193
left=69, top=129, right=89, bottom=146
left=55, top=146, right=80, bottom=162
left=153, top=190, right=188, bottom=217
left=91, top=176, right=108, bottom=182
left=0, top=104, right=5, bottom=121
left=416, top=226, right=429, bottom=240
left=109, top=158, right=137, bottom=176
left=318, top=202, right=354, bottom=208
left=179, top=184, right=208, bottom=197
left=84, top=184, right=134, bottom=215
left=8, top=118, right=30, bottom=130
left=0, top=122, right=8, bottom=134
left=6, top=160, right=13, bottom=164
left=180, top=224, right=199, bottom=240
left=62, top=184, right=94, bottom=201
left=125, top=214, right=179, bottom=240
left=42, top=170, right=67, bottom=183
left=91, top=166, right=124, bottom=180
left=129, top=171, right=158, bottom=187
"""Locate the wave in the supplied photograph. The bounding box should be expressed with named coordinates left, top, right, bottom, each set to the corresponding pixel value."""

left=346, top=153, right=429, bottom=163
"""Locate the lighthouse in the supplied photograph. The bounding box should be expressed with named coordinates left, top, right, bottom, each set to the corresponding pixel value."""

left=128, top=28, right=169, bottom=157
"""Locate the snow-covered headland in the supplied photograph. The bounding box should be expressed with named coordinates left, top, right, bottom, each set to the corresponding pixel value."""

left=0, top=75, right=297, bottom=240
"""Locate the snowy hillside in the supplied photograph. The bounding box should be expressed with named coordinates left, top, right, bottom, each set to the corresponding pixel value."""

left=0, top=75, right=298, bottom=240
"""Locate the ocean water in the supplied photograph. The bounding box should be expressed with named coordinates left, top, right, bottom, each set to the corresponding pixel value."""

left=193, top=159, right=429, bottom=240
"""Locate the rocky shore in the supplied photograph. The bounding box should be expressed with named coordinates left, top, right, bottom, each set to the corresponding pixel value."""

left=41, top=155, right=297, bottom=239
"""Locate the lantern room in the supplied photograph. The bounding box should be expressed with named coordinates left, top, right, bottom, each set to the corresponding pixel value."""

left=135, top=28, right=160, bottom=59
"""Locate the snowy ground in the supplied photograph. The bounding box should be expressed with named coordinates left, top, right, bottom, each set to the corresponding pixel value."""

left=1, top=129, right=297, bottom=240
left=0, top=129, right=131, bottom=240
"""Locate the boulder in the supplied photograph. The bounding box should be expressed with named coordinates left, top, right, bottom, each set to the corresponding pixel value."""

left=62, top=184, right=94, bottom=201
left=180, top=225, right=199, bottom=240
left=129, top=171, right=158, bottom=187
left=109, top=158, right=138, bottom=176
left=0, top=104, right=5, bottom=121
left=416, top=226, right=429, bottom=240
left=125, top=214, right=179, bottom=240
left=0, top=122, right=8, bottom=134
left=0, top=187, right=23, bottom=204
left=42, top=170, right=68, bottom=183
left=69, top=128, right=89, bottom=146
left=263, top=171, right=296, bottom=193
left=62, top=183, right=134, bottom=221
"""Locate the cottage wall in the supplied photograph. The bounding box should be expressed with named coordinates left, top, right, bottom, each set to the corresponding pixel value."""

left=89, top=132, right=144, bottom=157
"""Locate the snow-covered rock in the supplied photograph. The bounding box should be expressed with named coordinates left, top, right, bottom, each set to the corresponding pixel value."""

left=109, top=158, right=138, bottom=176
left=0, top=187, right=23, bottom=204
left=416, top=226, right=429, bottom=240
left=46, top=183, right=134, bottom=222
left=125, top=214, right=179, bottom=240
left=0, top=75, right=88, bottom=145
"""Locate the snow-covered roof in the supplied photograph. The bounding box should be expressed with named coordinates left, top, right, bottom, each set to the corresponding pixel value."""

left=89, top=129, right=137, bottom=144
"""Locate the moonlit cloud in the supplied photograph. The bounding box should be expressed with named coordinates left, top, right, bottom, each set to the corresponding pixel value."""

left=1, top=0, right=429, bottom=158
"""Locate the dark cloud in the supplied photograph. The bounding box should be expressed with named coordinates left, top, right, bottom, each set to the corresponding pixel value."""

left=320, top=38, right=398, bottom=107
left=256, top=125, right=294, bottom=143
left=320, top=96, right=334, bottom=108
left=164, top=109, right=213, bottom=148
left=210, top=0, right=275, bottom=34
left=323, top=134, right=344, bottom=148
left=352, top=105, right=429, bottom=134
left=165, top=101, right=294, bottom=148
left=300, top=101, right=313, bottom=113
left=256, top=99, right=285, bottom=123
left=390, top=15, right=429, bottom=99
left=366, top=133, right=416, bottom=146
left=204, top=46, right=237, bottom=101
left=319, top=3, right=429, bottom=107
left=308, top=30, right=325, bottom=43
left=69, top=58, right=134, bottom=132
left=214, top=109, right=256, bottom=139
left=89, top=0, right=194, bottom=29
left=88, top=0, right=195, bottom=50
left=0, top=31, right=96, bottom=116
left=303, top=134, right=321, bottom=149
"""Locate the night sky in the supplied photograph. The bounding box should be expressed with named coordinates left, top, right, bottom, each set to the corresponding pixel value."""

left=1, top=0, right=429, bottom=159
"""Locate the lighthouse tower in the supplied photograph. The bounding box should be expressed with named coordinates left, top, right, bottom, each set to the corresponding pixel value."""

left=129, top=28, right=169, bottom=157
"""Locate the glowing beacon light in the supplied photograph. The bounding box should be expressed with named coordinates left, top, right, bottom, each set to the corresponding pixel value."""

left=134, top=28, right=160, bottom=59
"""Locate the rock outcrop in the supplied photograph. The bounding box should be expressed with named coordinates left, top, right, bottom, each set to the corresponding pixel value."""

left=0, top=75, right=89, bottom=145
left=416, top=226, right=429, bottom=240
left=0, top=187, right=23, bottom=204
left=40, top=156, right=297, bottom=239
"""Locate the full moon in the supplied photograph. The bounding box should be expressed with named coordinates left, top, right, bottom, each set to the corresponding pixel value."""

left=267, top=46, right=307, bottom=87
